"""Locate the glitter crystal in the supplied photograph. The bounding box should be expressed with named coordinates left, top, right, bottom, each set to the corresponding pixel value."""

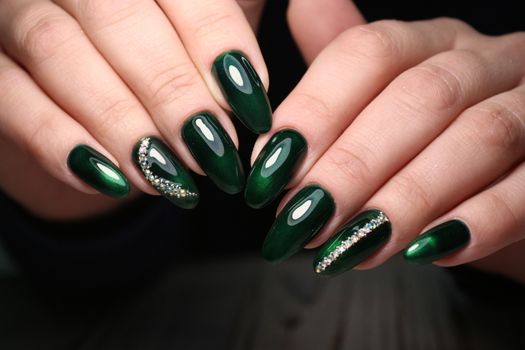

left=137, top=137, right=197, bottom=199
left=315, top=211, right=389, bottom=273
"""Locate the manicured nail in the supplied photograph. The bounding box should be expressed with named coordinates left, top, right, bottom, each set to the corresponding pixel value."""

left=262, top=185, right=335, bottom=263
left=314, top=209, right=391, bottom=277
left=245, top=129, right=307, bottom=208
left=132, top=136, right=199, bottom=209
left=182, top=112, right=245, bottom=194
left=212, top=50, right=272, bottom=134
left=67, top=145, right=129, bottom=198
left=404, top=220, right=470, bottom=264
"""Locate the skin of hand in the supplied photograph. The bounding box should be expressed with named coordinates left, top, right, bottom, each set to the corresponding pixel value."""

left=0, top=0, right=268, bottom=220
left=247, top=0, right=525, bottom=282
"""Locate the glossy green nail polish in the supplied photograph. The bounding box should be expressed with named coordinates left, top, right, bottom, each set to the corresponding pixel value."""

left=132, top=136, right=199, bottom=209
left=404, top=220, right=470, bottom=264
left=182, top=112, right=245, bottom=194
left=262, top=185, right=335, bottom=263
left=67, top=145, right=129, bottom=198
left=245, top=129, right=307, bottom=209
left=212, top=50, right=272, bottom=134
left=314, top=209, right=391, bottom=277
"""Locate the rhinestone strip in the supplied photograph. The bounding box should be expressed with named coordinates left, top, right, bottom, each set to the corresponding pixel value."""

left=138, top=137, right=197, bottom=199
left=315, top=211, right=389, bottom=273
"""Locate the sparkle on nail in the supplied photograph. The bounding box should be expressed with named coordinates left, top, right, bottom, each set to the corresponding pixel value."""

left=291, top=199, right=312, bottom=220
left=264, top=147, right=282, bottom=169
left=96, top=162, right=121, bottom=181
left=228, top=65, right=244, bottom=87
left=195, top=118, right=215, bottom=142
left=315, top=211, right=389, bottom=274
left=137, top=137, right=197, bottom=199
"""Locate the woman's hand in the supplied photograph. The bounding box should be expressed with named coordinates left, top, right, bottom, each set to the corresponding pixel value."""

left=0, top=0, right=270, bottom=219
left=247, top=1, right=525, bottom=280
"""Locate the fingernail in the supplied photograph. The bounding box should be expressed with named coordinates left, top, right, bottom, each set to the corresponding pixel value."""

left=182, top=112, right=245, bottom=194
left=404, top=220, right=470, bottom=264
left=67, top=145, right=129, bottom=198
left=132, top=136, right=199, bottom=209
left=314, top=209, right=391, bottom=277
left=212, top=50, right=272, bottom=134
left=245, top=129, right=307, bottom=208
left=262, top=184, right=335, bottom=263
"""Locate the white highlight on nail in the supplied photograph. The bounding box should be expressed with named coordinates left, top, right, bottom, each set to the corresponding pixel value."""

left=96, top=163, right=120, bottom=181
left=407, top=243, right=420, bottom=253
left=291, top=199, right=312, bottom=220
left=264, top=147, right=282, bottom=169
left=228, top=65, right=244, bottom=87
left=149, top=148, right=166, bottom=165
left=195, top=118, right=214, bottom=141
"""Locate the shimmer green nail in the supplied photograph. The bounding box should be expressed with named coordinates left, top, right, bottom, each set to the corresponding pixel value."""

left=262, top=184, right=335, bottom=263
left=182, top=112, right=245, bottom=194
left=245, top=129, right=307, bottom=208
left=212, top=50, right=272, bottom=134
left=67, top=144, right=129, bottom=198
left=404, top=220, right=470, bottom=264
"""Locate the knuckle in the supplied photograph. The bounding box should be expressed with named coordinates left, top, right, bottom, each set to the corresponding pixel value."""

left=431, top=17, right=475, bottom=34
left=14, top=5, right=77, bottom=62
left=395, top=61, right=463, bottom=114
left=389, top=172, right=435, bottom=216
left=192, top=11, right=236, bottom=39
left=94, top=98, right=136, bottom=132
left=324, top=144, right=372, bottom=186
left=463, top=97, right=525, bottom=150
left=337, top=21, right=401, bottom=63
left=145, top=63, right=201, bottom=108
left=79, top=0, right=141, bottom=26
left=291, top=92, right=335, bottom=124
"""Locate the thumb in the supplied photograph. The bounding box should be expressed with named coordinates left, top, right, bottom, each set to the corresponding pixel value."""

left=287, top=0, right=366, bottom=64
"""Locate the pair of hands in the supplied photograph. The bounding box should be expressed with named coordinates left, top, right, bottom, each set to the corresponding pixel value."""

left=0, top=0, right=524, bottom=280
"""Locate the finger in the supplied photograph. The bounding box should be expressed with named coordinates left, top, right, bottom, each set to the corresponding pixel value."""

left=306, top=31, right=525, bottom=252
left=247, top=18, right=476, bottom=209
left=404, top=132, right=525, bottom=265
left=156, top=0, right=272, bottom=134
left=354, top=82, right=525, bottom=270
left=0, top=1, right=200, bottom=207
left=314, top=81, right=525, bottom=275
left=0, top=52, right=129, bottom=198
left=405, top=162, right=525, bottom=267
left=288, top=0, right=366, bottom=64
left=55, top=0, right=244, bottom=194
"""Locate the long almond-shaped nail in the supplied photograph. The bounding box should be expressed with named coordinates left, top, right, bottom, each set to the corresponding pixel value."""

left=67, top=144, right=129, bottom=198
left=245, top=129, right=307, bottom=209
left=132, top=136, right=199, bottom=209
left=212, top=50, right=272, bottom=134
left=404, top=220, right=470, bottom=264
left=314, top=209, right=391, bottom=277
left=262, top=185, right=335, bottom=263
left=182, top=112, right=245, bottom=194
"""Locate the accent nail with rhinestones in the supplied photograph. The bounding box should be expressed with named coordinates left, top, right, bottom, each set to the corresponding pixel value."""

left=133, top=136, right=199, bottom=209
left=314, top=209, right=391, bottom=277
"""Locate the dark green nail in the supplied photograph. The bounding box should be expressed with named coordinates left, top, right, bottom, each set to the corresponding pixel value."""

left=404, top=220, right=470, bottom=264
left=67, top=145, right=129, bottom=198
left=314, top=209, right=391, bottom=277
left=245, top=129, right=307, bottom=209
left=182, top=112, right=245, bottom=194
left=212, top=50, right=272, bottom=134
left=132, top=136, right=199, bottom=209
left=262, top=185, right=335, bottom=263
